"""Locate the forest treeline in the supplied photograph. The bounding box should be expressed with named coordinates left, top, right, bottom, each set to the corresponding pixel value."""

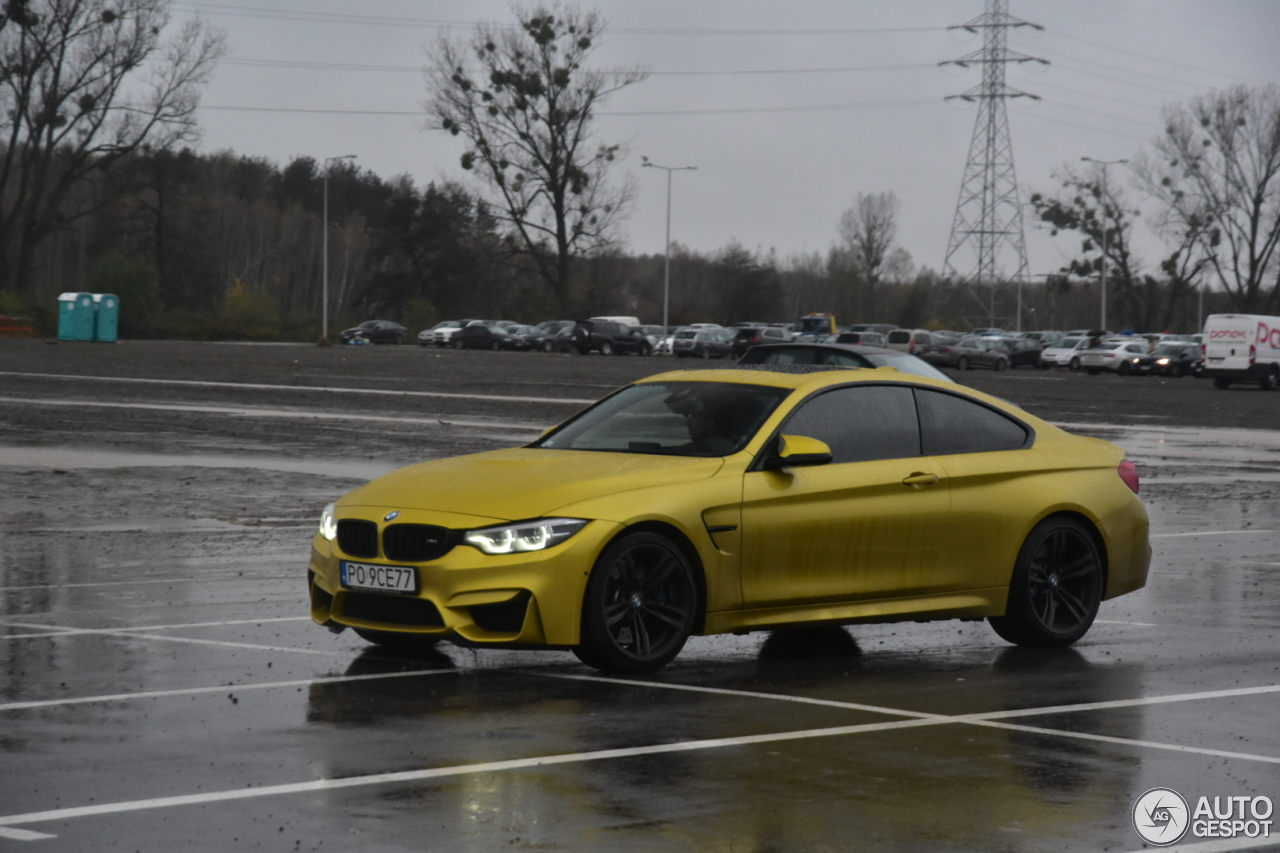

left=3, top=147, right=1228, bottom=339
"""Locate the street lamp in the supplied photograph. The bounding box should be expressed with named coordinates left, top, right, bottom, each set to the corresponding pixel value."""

left=1080, top=156, right=1128, bottom=331
left=641, top=156, right=696, bottom=337
left=322, top=154, right=357, bottom=341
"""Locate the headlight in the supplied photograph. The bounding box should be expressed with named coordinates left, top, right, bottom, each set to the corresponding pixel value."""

left=464, top=518, right=588, bottom=555
left=1156, top=358, right=1170, bottom=365
left=319, top=503, right=338, bottom=540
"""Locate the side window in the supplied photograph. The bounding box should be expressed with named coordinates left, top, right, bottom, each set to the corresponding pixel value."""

left=821, top=350, right=867, bottom=367
left=781, top=385, right=920, bottom=464
left=914, top=388, right=1028, bottom=455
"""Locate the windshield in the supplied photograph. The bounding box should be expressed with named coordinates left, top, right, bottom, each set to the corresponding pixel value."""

left=535, top=382, right=791, bottom=458
left=859, top=352, right=956, bottom=383
left=1152, top=344, right=1186, bottom=356
left=798, top=317, right=829, bottom=334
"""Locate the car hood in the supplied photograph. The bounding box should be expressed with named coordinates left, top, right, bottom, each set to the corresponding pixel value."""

left=339, top=448, right=725, bottom=521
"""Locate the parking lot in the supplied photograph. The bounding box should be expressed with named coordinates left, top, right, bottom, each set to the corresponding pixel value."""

left=2, top=340, right=1278, bottom=851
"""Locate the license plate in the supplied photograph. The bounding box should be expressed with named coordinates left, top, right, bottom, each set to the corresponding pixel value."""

left=340, top=561, right=418, bottom=594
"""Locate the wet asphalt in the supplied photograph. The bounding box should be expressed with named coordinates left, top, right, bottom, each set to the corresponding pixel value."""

left=1, top=339, right=1279, bottom=852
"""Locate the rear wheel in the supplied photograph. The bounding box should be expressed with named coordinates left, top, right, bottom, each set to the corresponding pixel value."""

left=574, top=532, right=697, bottom=673
left=1263, top=369, right=1280, bottom=391
left=353, top=627, right=442, bottom=653
left=988, top=516, right=1103, bottom=647
left=491, top=340, right=500, bottom=351
left=1069, top=356, right=1081, bottom=371
left=956, top=356, right=969, bottom=371
left=1214, top=377, right=1231, bottom=390
left=1117, top=361, right=1131, bottom=376
left=699, top=347, right=713, bottom=359
left=599, top=340, right=614, bottom=356
left=994, top=358, right=1008, bottom=372
left=542, top=340, right=553, bottom=352
left=639, top=342, right=652, bottom=357
left=452, top=338, right=464, bottom=350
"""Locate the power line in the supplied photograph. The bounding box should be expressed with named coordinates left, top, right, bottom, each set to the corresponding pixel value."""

left=220, top=57, right=940, bottom=77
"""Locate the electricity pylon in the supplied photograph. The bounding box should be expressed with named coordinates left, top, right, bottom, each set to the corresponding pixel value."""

left=940, top=0, right=1046, bottom=330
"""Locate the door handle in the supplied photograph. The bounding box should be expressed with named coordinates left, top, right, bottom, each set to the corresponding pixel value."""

left=902, top=472, right=939, bottom=487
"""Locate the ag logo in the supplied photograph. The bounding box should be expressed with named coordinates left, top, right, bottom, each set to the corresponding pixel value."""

left=1134, top=787, right=1190, bottom=846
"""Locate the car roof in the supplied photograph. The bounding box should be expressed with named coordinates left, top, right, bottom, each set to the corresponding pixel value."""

left=637, top=365, right=957, bottom=393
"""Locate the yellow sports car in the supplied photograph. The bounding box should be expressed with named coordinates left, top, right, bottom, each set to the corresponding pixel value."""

left=308, top=365, right=1149, bottom=672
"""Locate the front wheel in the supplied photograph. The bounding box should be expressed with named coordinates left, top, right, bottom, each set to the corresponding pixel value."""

left=988, top=516, right=1103, bottom=647
left=1117, top=361, right=1131, bottom=376
left=956, top=356, right=969, bottom=371
left=542, top=340, right=553, bottom=352
left=699, top=347, right=713, bottom=360
left=1069, top=356, right=1081, bottom=371
left=452, top=338, right=464, bottom=350
left=994, top=358, right=1008, bottom=372
left=491, top=340, right=501, bottom=351
left=599, top=341, right=614, bottom=356
left=574, top=532, right=697, bottom=673
left=639, top=342, right=652, bottom=357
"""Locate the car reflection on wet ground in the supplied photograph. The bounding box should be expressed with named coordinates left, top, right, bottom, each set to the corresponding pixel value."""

left=1, top=346, right=1279, bottom=851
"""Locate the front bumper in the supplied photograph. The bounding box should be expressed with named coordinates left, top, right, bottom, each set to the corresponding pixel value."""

left=309, top=512, right=622, bottom=646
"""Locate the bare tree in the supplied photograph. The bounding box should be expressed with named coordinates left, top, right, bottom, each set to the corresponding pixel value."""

left=0, top=0, right=226, bottom=294
left=1136, top=85, right=1280, bottom=313
left=426, top=4, right=646, bottom=309
left=838, top=191, right=901, bottom=287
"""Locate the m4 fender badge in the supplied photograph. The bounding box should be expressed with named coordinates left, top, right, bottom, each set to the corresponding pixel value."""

left=384, top=511, right=401, bottom=522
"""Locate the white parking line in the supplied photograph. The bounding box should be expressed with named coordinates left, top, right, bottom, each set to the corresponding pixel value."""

left=0, top=618, right=342, bottom=656
left=966, top=719, right=1280, bottom=765
left=0, top=371, right=595, bottom=405
left=1094, top=619, right=1158, bottom=627
left=0, top=616, right=311, bottom=640
left=0, top=827, right=56, bottom=841
left=0, top=576, right=294, bottom=593
left=0, top=396, right=547, bottom=432
left=0, top=668, right=456, bottom=712
left=0, top=717, right=941, bottom=831
left=1151, top=530, right=1278, bottom=538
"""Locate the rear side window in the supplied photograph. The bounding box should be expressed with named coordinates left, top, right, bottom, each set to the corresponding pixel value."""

left=782, top=385, right=920, bottom=463
left=755, top=347, right=820, bottom=365
left=887, top=330, right=909, bottom=343
left=764, top=328, right=785, bottom=339
left=915, top=389, right=1029, bottom=455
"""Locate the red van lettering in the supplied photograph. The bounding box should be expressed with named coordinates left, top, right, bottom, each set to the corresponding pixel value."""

left=1210, top=329, right=1246, bottom=339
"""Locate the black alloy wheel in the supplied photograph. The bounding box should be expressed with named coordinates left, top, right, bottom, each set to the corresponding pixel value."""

left=956, top=355, right=969, bottom=370
left=542, top=340, right=553, bottom=352
left=599, top=340, right=614, bottom=356
left=988, top=516, right=1104, bottom=647
left=574, top=532, right=698, bottom=673
left=995, top=358, right=1008, bottom=372
left=452, top=337, right=464, bottom=350
left=1264, top=369, right=1280, bottom=391
left=699, top=347, right=713, bottom=359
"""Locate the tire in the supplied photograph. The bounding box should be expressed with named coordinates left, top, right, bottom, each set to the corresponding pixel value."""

left=542, top=340, right=553, bottom=352
left=1117, top=361, right=1131, bottom=376
left=988, top=516, right=1104, bottom=647
left=1263, top=369, right=1280, bottom=391
left=1069, top=356, right=1080, bottom=371
left=1174, top=364, right=1186, bottom=378
left=956, top=356, right=969, bottom=371
left=573, top=532, right=698, bottom=673
left=639, top=342, right=652, bottom=357
left=1086, top=368, right=1099, bottom=375
left=353, top=627, right=442, bottom=653
left=599, top=341, right=614, bottom=356
left=994, top=358, right=1008, bottom=372
left=395, top=334, right=406, bottom=345
left=1214, top=378, right=1231, bottom=390
left=699, top=347, right=713, bottom=360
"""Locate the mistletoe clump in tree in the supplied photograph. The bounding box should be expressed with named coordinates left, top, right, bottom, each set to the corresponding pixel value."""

left=426, top=5, right=647, bottom=309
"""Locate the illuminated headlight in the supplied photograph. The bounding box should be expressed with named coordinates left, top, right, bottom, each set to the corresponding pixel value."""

left=464, top=518, right=588, bottom=555
left=319, top=503, right=338, bottom=540
left=1156, top=358, right=1170, bottom=365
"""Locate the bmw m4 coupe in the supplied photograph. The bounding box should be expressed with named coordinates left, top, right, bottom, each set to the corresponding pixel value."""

left=308, top=365, right=1150, bottom=672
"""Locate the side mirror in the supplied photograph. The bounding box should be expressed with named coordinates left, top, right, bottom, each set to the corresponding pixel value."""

left=762, top=434, right=833, bottom=470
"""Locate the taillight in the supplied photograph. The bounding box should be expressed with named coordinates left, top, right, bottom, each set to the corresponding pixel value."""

left=1118, top=460, right=1140, bottom=494
left=908, top=341, right=915, bottom=353
left=1201, top=343, right=1206, bottom=358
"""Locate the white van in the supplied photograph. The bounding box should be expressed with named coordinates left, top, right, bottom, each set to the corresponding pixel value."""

left=589, top=315, right=642, bottom=328
left=1201, top=313, right=1280, bottom=390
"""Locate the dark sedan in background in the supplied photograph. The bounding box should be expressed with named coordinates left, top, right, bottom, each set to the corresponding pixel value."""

left=339, top=320, right=408, bottom=345
left=1134, top=342, right=1204, bottom=377
left=453, top=322, right=512, bottom=350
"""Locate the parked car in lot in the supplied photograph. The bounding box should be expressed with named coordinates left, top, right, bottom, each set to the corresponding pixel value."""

left=340, top=320, right=408, bottom=345
left=1039, top=335, right=1090, bottom=370
left=504, top=325, right=539, bottom=351
left=1135, top=342, right=1203, bottom=377
left=884, top=328, right=932, bottom=354
left=572, top=319, right=652, bottom=355
left=844, top=322, right=899, bottom=336
left=673, top=327, right=735, bottom=358
left=453, top=322, right=512, bottom=350
left=929, top=336, right=1010, bottom=371
left=999, top=336, right=1044, bottom=368
left=310, top=365, right=1149, bottom=672
left=731, top=325, right=791, bottom=356
left=432, top=319, right=478, bottom=347
left=817, top=331, right=886, bottom=347
left=529, top=321, right=575, bottom=352
left=417, top=321, right=453, bottom=346
left=1080, top=341, right=1149, bottom=375
left=737, top=343, right=955, bottom=383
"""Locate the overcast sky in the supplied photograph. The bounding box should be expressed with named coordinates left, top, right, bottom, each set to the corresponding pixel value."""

left=179, top=0, right=1280, bottom=284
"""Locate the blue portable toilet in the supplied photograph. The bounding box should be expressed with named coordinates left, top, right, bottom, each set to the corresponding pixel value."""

left=57, top=292, right=96, bottom=341
left=93, top=293, right=119, bottom=342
